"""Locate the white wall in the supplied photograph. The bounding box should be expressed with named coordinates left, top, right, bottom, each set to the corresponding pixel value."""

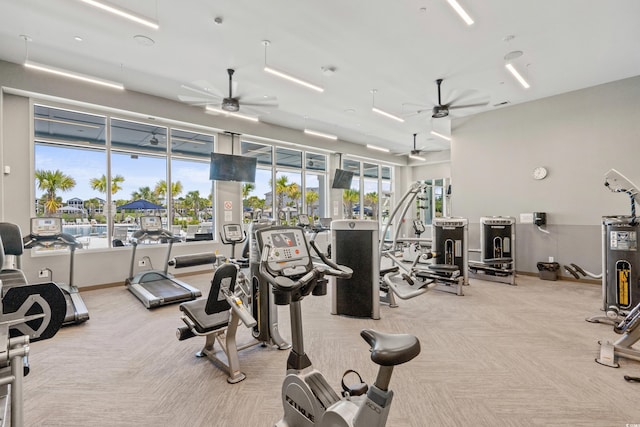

left=450, top=75, right=640, bottom=275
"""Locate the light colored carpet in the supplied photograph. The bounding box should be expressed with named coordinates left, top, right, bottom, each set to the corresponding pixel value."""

left=21, top=273, right=640, bottom=426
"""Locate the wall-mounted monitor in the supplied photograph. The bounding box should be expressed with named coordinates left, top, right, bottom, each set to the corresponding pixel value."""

left=209, top=153, right=257, bottom=182
left=331, top=169, right=354, bottom=189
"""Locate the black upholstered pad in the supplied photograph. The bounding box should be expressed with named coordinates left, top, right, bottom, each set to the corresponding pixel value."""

left=360, top=329, right=421, bottom=366
left=180, top=299, right=231, bottom=334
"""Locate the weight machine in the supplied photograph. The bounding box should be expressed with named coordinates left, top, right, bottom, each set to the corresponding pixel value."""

left=468, top=216, right=517, bottom=285
left=587, top=169, right=640, bottom=325
left=379, top=182, right=467, bottom=307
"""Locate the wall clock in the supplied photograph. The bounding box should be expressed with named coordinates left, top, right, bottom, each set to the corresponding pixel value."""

left=532, top=166, right=548, bottom=180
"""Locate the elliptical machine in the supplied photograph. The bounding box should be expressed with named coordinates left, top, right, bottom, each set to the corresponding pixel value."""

left=256, top=225, right=421, bottom=426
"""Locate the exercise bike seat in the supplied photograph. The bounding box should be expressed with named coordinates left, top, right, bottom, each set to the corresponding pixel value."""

left=360, top=329, right=421, bottom=366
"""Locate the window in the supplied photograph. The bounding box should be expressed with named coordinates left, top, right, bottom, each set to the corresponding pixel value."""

left=241, top=141, right=327, bottom=224
left=342, top=158, right=393, bottom=222
left=33, top=105, right=215, bottom=249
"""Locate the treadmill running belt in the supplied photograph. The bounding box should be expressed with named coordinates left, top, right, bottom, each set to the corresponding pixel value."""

left=140, top=278, right=194, bottom=302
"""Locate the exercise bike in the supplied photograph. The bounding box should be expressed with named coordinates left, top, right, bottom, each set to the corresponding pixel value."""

left=256, top=225, right=421, bottom=426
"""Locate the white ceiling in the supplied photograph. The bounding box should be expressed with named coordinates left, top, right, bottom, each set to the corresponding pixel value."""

left=1, top=0, right=639, bottom=156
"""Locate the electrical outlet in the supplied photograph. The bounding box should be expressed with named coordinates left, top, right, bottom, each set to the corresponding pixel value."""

left=38, top=269, right=49, bottom=278
left=549, top=256, right=554, bottom=263
left=138, top=259, right=146, bottom=267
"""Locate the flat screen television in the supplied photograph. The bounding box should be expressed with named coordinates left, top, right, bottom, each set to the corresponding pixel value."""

left=331, top=169, right=354, bottom=189
left=209, top=153, right=257, bottom=182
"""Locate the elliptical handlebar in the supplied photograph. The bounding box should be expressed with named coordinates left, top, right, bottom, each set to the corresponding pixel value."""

left=259, top=242, right=352, bottom=294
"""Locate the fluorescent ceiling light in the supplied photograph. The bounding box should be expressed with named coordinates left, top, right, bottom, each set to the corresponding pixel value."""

left=430, top=130, right=451, bottom=141
left=205, top=106, right=259, bottom=122
left=78, top=0, right=159, bottom=29
left=505, top=63, right=530, bottom=89
left=446, top=0, right=474, bottom=26
left=304, top=129, right=337, bottom=140
left=24, top=61, right=124, bottom=90
left=409, top=154, right=426, bottom=161
left=264, top=66, right=324, bottom=93
left=366, top=144, right=390, bottom=153
left=372, top=107, right=405, bottom=123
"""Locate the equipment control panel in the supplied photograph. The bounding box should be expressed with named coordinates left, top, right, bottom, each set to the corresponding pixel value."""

left=256, top=227, right=310, bottom=275
left=298, top=214, right=311, bottom=226
left=222, top=224, right=244, bottom=241
left=140, top=216, right=162, bottom=232
left=31, top=217, right=62, bottom=237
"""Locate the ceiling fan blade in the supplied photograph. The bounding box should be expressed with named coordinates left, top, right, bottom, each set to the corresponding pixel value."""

left=448, top=101, right=490, bottom=110
left=446, top=89, right=477, bottom=105
left=241, top=101, right=279, bottom=108
left=240, top=95, right=278, bottom=104
left=178, top=95, right=212, bottom=103
left=181, top=84, right=223, bottom=99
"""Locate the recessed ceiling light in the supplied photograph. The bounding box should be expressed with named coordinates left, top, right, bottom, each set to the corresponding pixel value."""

left=133, top=35, right=155, bottom=46
left=74, top=36, right=84, bottom=42
left=304, top=129, right=338, bottom=140
left=409, top=154, right=426, bottom=161
left=372, top=107, right=405, bottom=123
left=430, top=131, right=451, bottom=141
left=504, top=50, right=523, bottom=61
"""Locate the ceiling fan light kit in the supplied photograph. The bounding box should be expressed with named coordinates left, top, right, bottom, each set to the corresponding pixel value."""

left=205, top=106, right=259, bottom=122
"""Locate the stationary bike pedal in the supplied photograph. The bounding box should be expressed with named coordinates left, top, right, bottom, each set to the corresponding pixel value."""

left=341, top=369, right=368, bottom=397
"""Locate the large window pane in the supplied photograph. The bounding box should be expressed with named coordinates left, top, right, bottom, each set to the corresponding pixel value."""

left=305, top=152, right=326, bottom=171
left=34, top=105, right=108, bottom=250
left=242, top=141, right=272, bottom=165
left=171, top=129, right=214, bottom=238
left=245, top=167, right=273, bottom=220
left=110, top=118, right=168, bottom=234
left=275, top=170, right=302, bottom=224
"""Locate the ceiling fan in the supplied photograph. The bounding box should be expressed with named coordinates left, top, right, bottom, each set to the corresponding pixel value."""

left=431, top=78, right=489, bottom=119
left=396, top=133, right=427, bottom=156
left=178, top=68, right=277, bottom=113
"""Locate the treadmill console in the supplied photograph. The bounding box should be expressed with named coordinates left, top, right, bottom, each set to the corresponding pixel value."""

left=140, top=216, right=163, bottom=232
left=298, top=214, right=311, bottom=227
left=31, top=217, right=62, bottom=237
left=256, top=227, right=310, bottom=277
left=222, top=224, right=244, bottom=242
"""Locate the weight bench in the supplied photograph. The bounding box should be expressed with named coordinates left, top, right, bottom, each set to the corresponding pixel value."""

left=176, top=263, right=257, bottom=383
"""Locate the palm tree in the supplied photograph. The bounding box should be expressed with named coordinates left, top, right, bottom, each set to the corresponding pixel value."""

left=275, top=175, right=289, bottom=213
left=305, top=190, right=320, bottom=216
left=342, top=189, right=359, bottom=219
left=89, top=174, right=124, bottom=196
left=154, top=180, right=183, bottom=202
left=242, top=183, right=255, bottom=199
left=131, top=186, right=158, bottom=203
left=184, top=190, right=202, bottom=221
left=364, top=191, right=379, bottom=219
left=35, top=169, right=76, bottom=215
left=286, top=182, right=302, bottom=218
left=154, top=180, right=183, bottom=217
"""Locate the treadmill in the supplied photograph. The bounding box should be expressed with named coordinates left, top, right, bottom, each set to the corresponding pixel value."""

left=125, top=216, right=202, bottom=309
left=22, top=217, right=90, bottom=325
